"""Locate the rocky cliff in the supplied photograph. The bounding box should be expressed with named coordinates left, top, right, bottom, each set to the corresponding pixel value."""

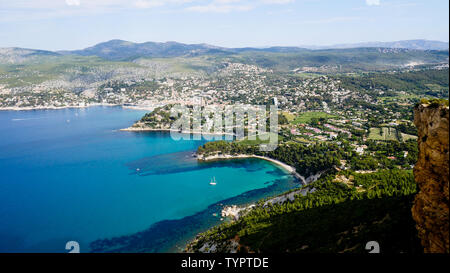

left=412, top=102, right=449, bottom=253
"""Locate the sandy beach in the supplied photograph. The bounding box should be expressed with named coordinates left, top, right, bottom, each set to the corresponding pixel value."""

left=197, top=153, right=311, bottom=184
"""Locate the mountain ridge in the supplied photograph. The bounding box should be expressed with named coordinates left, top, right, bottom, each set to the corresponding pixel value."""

left=60, top=39, right=448, bottom=60
left=1, top=39, right=447, bottom=62
left=0, top=39, right=448, bottom=68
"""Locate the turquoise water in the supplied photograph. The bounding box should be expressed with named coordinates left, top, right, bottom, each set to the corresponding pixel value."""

left=0, top=106, right=297, bottom=253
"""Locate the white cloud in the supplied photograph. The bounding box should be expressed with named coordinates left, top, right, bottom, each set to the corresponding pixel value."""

left=365, top=0, right=380, bottom=6
left=214, top=0, right=243, bottom=3
left=261, top=0, right=294, bottom=4
left=134, top=0, right=164, bottom=9
left=186, top=3, right=253, bottom=13
left=0, top=0, right=296, bottom=20
left=65, top=0, right=80, bottom=6
left=184, top=0, right=294, bottom=13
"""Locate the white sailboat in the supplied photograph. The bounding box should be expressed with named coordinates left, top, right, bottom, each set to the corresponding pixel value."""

left=209, top=176, right=217, bottom=185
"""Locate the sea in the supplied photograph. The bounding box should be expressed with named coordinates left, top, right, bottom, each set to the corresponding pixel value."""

left=0, top=106, right=298, bottom=252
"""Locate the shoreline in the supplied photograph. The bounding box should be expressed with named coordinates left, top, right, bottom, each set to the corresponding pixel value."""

left=120, top=127, right=175, bottom=132
left=0, top=103, right=121, bottom=111
left=0, top=103, right=164, bottom=112
left=187, top=156, right=324, bottom=252
left=197, top=154, right=308, bottom=184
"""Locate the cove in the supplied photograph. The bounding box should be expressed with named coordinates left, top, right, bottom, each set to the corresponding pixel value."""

left=0, top=106, right=298, bottom=252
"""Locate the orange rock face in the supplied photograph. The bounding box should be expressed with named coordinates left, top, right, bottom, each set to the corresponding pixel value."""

left=412, top=103, right=449, bottom=253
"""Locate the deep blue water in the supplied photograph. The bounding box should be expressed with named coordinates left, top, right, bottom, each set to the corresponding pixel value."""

left=0, top=106, right=297, bottom=253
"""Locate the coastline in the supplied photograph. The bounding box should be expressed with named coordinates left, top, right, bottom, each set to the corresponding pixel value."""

left=188, top=155, right=325, bottom=252
left=0, top=103, right=120, bottom=111
left=119, top=127, right=176, bottom=132
left=197, top=154, right=308, bottom=184
left=0, top=103, right=165, bottom=112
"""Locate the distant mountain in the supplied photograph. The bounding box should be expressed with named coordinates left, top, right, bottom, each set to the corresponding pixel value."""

left=58, top=39, right=233, bottom=61
left=1, top=39, right=448, bottom=67
left=2, top=39, right=448, bottom=63
left=0, top=47, right=60, bottom=64
left=57, top=39, right=312, bottom=60
left=228, top=47, right=449, bottom=72
left=306, top=39, right=449, bottom=51
left=57, top=39, right=448, bottom=61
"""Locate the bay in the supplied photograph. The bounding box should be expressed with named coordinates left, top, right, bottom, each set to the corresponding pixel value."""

left=0, top=106, right=297, bottom=252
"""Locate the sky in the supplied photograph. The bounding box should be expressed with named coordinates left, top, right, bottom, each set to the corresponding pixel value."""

left=0, top=0, right=448, bottom=50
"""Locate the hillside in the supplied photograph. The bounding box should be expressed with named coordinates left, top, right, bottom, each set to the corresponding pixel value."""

left=1, top=40, right=448, bottom=112
left=59, top=40, right=449, bottom=71
left=0, top=47, right=60, bottom=64
left=2, top=39, right=447, bottom=67
left=185, top=170, right=422, bottom=253
left=184, top=100, right=449, bottom=254
left=228, top=48, right=449, bottom=72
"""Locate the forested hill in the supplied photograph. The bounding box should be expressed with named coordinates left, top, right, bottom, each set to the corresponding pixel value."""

left=186, top=170, right=422, bottom=253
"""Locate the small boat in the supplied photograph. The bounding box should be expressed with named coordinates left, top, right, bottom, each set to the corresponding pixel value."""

left=209, top=176, right=217, bottom=185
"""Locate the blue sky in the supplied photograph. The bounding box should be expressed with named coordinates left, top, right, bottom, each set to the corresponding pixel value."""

left=0, top=0, right=448, bottom=50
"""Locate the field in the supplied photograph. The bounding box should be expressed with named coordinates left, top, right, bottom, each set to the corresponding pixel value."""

left=368, top=127, right=397, bottom=141
left=291, top=111, right=337, bottom=124
left=368, top=127, right=416, bottom=142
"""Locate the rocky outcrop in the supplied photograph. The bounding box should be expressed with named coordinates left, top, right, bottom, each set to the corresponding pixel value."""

left=412, top=103, right=449, bottom=253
